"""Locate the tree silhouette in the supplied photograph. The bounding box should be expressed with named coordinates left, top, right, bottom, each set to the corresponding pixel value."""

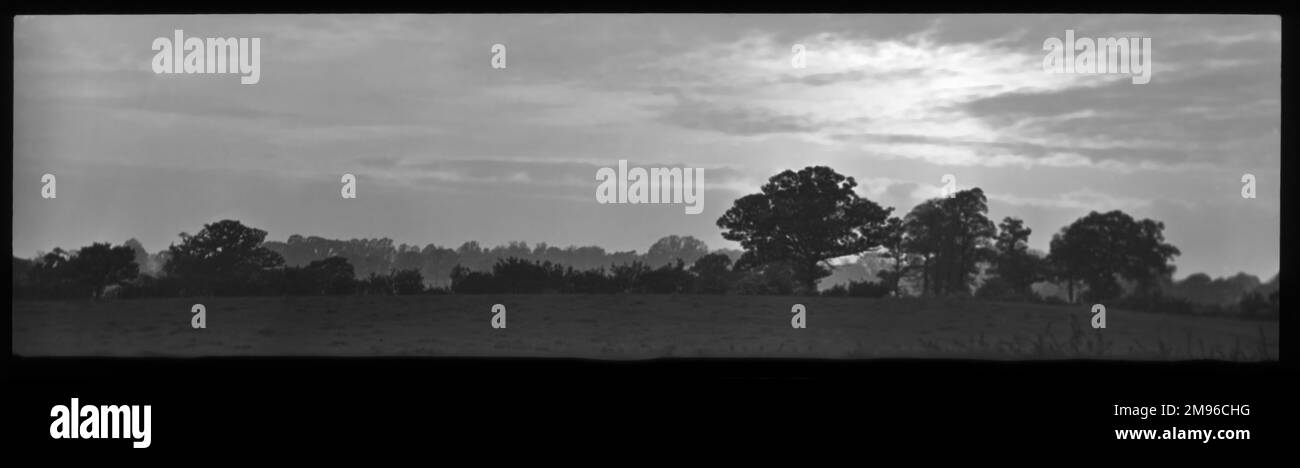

left=717, top=166, right=892, bottom=294
left=302, top=257, right=357, bottom=295
left=875, top=216, right=909, bottom=297
left=902, top=188, right=996, bottom=296
left=1048, top=210, right=1180, bottom=302
left=68, top=242, right=139, bottom=299
left=390, top=269, right=425, bottom=295
left=644, top=235, right=709, bottom=268
left=990, top=217, right=1043, bottom=297
left=690, top=252, right=735, bottom=294
left=165, top=220, right=285, bottom=295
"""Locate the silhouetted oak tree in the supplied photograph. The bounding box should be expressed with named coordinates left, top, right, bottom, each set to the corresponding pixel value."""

left=716, top=166, right=892, bottom=294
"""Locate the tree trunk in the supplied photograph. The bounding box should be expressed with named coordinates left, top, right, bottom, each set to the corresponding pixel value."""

left=799, top=259, right=819, bottom=296
left=921, top=256, right=929, bottom=296
left=891, top=259, right=903, bottom=297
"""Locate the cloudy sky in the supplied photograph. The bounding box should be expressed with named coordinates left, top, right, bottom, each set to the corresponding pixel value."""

left=13, top=14, right=1280, bottom=279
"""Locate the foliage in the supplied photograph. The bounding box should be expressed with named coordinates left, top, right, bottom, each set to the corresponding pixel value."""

left=717, top=166, right=891, bottom=294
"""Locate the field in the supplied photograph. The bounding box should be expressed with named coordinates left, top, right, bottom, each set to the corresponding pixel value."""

left=11, top=295, right=1279, bottom=360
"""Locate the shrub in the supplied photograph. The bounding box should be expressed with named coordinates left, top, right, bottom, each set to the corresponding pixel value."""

left=391, top=269, right=425, bottom=295
left=690, top=253, right=735, bottom=294
left=823, top=280, right=891, bottom=298
left=733, top=261, right=797, bottom=296
left=638, top=260, right=693, bottom=294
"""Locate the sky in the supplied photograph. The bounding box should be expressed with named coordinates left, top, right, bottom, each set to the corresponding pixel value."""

left=12, top=14, right=1281, bottom=280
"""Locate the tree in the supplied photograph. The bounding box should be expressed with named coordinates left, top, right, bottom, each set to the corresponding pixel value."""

left=990, top=217, right=1043, bottom=298
left=875, top=216, right=910, bottom=297
left=716, top=166, right=892, bottom=294
left=67, top=243, right=140, bottom=299
left=302, top=256, right=356, bottom=295
left=391, top=269, right=425, bottom=295
left=12, top=256, right=36, bottom=297
left=639, top=259, right=693, bottom=293
left=30, top=248, right=75, bottom=297
left=902, top=188, right=996, bottom=296
left=1047, top=210, right=1180, bottom=303
left=690, top=252, right=735, bottom=294
left=644, top=235, right=709, bottom=268
left=165, top=219, right=285, bottom=295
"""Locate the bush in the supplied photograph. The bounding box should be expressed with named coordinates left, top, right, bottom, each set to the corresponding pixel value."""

left=564, top=267, right=617, bottom=293
left=823, top=280, right=891, bottom=298
left=690, top=253, right=735, bottom=294
left=391, top=269, right=425, bottom=295
left=638, top=260, right=693, bottom=293
left=847, top=280, right=891, bottom=298
left=1237, top=291, right=1279, bottom=319
left=450, top=264, right=498, bottom=294
left=609, top=262, right=652, bottom=293
left=733, top=261, right=797, bottom=296
left=974, top=276, right=1040, bottom=302
left=491, top=257, right=561, bottom=293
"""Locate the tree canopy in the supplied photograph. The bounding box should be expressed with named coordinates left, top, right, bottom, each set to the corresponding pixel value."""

left=716, top=166, right=892, bottom=293
left=1048, top=210, right=1180, bottom=302
left=165, top=219, right=285, bottom=295
left=902, top=188, right=996, bottom=296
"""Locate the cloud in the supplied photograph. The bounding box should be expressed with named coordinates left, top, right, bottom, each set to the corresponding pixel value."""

left=654, top=97, right=823, bottom=136
left=989, top=189, right=1158, bottom=211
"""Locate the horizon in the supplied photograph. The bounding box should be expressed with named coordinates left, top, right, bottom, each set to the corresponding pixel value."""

left=11, top=211, right=1280, bottom=283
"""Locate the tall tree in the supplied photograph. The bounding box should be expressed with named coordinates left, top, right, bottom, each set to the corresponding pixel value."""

left=716, top=166, right=892, bottom=294
left=902, top=188, right=996, bottom=296
left=875, top=216, right=910, bottom=297
left=991, top=217, right=1042, bottom=297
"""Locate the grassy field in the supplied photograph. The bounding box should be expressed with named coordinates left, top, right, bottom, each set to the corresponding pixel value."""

left=11, top=294, right=1279, bottom=360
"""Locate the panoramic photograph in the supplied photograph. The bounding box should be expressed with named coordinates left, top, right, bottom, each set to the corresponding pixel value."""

left=12, top=14, right=1280, bottom=361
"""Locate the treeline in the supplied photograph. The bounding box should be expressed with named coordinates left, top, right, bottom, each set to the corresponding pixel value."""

left=11, top=222, right=432, bottom=299
left=10, top=165, right=1280, bottom=320
left=446, top=253, right=885, bottom=296
left=11, top=233, right=1277, bottom=320
left=710, top=166, right=1277, bottom=319
left=233, top=234, right=714, bottom=288
left=12, top=220, right=727, bottom=299
left=7, top=225, right=871, bottom=298
left=710, top=167, right=1184, bottom=305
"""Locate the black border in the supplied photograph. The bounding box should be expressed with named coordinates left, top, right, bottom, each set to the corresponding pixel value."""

left=5, top=1, right=1294, bottom=455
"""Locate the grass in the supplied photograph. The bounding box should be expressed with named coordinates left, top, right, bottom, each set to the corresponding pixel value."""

left=10, top=294, right=1279, bottom=361
left=910, top=317, right=1274, bottom=360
